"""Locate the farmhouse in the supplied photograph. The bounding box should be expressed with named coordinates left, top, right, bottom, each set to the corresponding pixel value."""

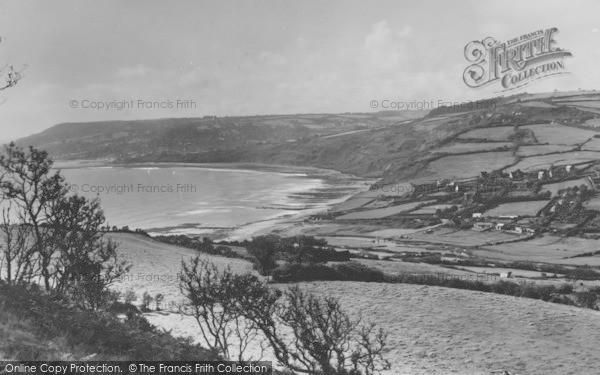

left=474, top=222, right=494, bottom=230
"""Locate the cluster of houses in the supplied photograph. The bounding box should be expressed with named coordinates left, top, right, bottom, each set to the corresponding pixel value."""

left=508, top=164, right=578, bottom=182
left=471, top=217, right=536, bottom=235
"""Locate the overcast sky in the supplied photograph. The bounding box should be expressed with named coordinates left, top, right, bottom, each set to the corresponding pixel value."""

left=0, top=0, right=599, bottom=140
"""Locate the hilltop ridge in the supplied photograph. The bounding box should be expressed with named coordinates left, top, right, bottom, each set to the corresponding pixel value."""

left=15, top=90, right=600, bottom=181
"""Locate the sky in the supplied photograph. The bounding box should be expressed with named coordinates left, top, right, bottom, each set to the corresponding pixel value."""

left=0, top=0, right=599, bottom=140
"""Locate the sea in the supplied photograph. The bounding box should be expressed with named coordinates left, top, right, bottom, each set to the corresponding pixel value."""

left=58, top=164, right=366, bottom=239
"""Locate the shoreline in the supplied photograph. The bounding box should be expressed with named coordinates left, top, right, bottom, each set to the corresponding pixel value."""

left=53, top=159, right=376, bottom=240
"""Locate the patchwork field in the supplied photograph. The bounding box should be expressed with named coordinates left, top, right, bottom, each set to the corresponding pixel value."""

left=410, top=204, right=456, bottom=214
left=517, top=144, right=573, bottom=157
left=475, top=235, right=599, bottom=263
left=519, top=101, right=556, bottom=108
left=581, top=138, right=600, bottom=151
left=556, top=256, right=600, bottom=267
left=426, top=151, right=516, bottom=179
left=300, top=281, right=600, bottom=375
left=583, top=196, right=600, bottom=211
left=483, top=201, right=549, bottom=217
left=542, top=178, right=593, bottom=196
left=520, top=124, right=598, bottom=145
left=584, top=118, right=600, bottom=128
left=407, top=228, right=519, bottom=247
left=435, top=142, right=513, bottom=155
left=335, top=200, right=435, bottom=220
left=458, top=126, right=515, bottom=141
left=506, top=151, right=600, bottom=172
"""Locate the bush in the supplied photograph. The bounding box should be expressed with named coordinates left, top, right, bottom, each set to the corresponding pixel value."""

left=272, top=263, right=343, bottom=283
left=141, top=292, right=153, bottom=312
left=0, top=282, right=218, bottom=360
left=556, top=283, right=574, bottom=294
left=334, top=262, right=385, bottom=282
left=575, top=291, right=599, bottom=309
left=271, top=262, right=385, bottom=283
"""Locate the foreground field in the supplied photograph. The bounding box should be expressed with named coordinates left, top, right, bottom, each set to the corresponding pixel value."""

left=108, top=233, right=600, bottom=374
left=302, top=281, right=600, bottom=375
left=109, top=232, right=254, bottom=306
left=146, top=279, right=600, bottom=375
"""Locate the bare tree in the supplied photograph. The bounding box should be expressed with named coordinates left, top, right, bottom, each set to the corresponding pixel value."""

left=179, top=257, right=268, bottom=362
left=179, top=258, right=391, bottom=374
left=0, top=36, right=25, bottom=104
left=45, top=193, right=129, bottom=303
left=0, top=206, right=35, bottom=284
left=0, top=143, right=129, bottom=310
left=0, top=143, right=66, bottom=291
left=246, top=235, right=280, bottom=277
left=242, top=286, right=391, bottom=375
left=155, top=293, right=165, bottom=310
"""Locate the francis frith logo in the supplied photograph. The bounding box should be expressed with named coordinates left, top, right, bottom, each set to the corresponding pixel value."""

left=463, top=27, right=572, bottom=91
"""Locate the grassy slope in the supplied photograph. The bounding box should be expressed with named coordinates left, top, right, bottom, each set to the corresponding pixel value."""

left=111, top=233, right=600, bottom=375
left=0, top=281, right=218, bottom=361
left=303, top=281, right=600, bottom=375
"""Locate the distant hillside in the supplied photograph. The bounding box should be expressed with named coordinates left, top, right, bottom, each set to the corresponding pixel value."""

left=16, top=90, right=600, bottom=180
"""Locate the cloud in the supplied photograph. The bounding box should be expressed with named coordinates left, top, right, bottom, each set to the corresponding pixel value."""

left=363, top=21, right=412, bottom=71
left=115, top=64, right=153, bottom=79
left=259, top=51, right=287, bottom=65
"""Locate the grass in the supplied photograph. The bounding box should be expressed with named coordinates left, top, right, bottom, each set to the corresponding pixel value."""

left=435, top=142, right=513, bottom=155
left=335, top=200, right=435, bottom=220
left=517, top=144, right=573, bottom=156
left=301, top=281, right=600, bottom=375
left=425, top=151, right=515, bottom=179
left=542, top=178, right=593, bottom=196
left=457, top=126, right=516, bottom=141
left=521, top=123, right=598, bottom=145
left=0, top=282, right=217, bottom=361
left=482, top=200, right=549, bottom=217
left=506, top=151, right=600, bottom=172
left=476, top=235, right=600, bottom=262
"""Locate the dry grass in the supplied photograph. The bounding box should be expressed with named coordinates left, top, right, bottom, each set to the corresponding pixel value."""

left=582, top=138, right=600, bottom=151
left=109, top=232, right=254, bottom=307
left=106, top=234, right=600, bottom=374
left=300, top=281, right=600, bottom=375
left=542, top=178, right=593, bottom=196
left=335, top=200, right=435, bottom=220
left=521, top=124, right=598, bottom=145
left=507, top=151, right=600, bottom=172
left=425, top=152, right=516, bottom=179
left=483, top=201, right=549, bottom=217
left=517, top=145, right=574, bottom=157
left=435, top=142, right=513, bottom=155
left=408, top=228, right=518, bottom=247
left=476, top=235, right=599, bottom=263
left=458, top=126, right=516, bottom=141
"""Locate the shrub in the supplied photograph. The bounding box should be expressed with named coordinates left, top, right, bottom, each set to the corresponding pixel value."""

left=272, top=263, right=343, bottom=283
left=271, top=262, right=385, bottom=283
left=141, top=292, right=153, bottom=312
left=333, top=262, right=385, bottom=282
left=123, top=289, right=137, bottom=305
left=556, top=283, right=574, bottom=294
left=0, top=282, right=217, bottom=360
